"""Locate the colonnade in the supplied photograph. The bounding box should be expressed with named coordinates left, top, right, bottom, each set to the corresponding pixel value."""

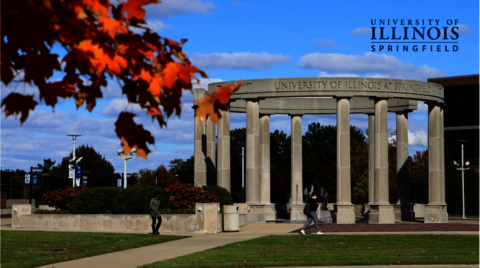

left=193, top=88, right=448, bottom=224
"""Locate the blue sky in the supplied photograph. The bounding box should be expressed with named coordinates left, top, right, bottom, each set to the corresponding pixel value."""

left=1, top=0, right=478, bottom=175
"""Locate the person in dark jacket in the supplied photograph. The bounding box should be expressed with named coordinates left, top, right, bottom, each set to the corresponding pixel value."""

left=301, top=194, right=323, bottom=235
left=150, top=191, right=162, bottom=235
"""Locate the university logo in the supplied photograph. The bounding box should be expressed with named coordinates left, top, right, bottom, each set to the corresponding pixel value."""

left=370, top=19, right=459, bottom=52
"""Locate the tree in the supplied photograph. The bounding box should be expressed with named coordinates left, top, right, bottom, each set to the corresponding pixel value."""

left=1, top=0, right=240, bottom=159
left=36, top=158, right=58, bottom=173
left=57, top=145, right=116, bottom=188
left=269, top=130, right=291, bottom=203
left=230, top=128, right=247, bottom=202
left=169, top=157, right=194, bottom=184
left=302, top=123, right=367, bottom=203
left=137, top=165, right=180, bottom=188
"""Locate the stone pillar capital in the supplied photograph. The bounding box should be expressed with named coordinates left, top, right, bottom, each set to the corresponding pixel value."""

left=288, top=113, right=304, bottom=117
left=370, top=97, right=390, bottom=102
left=244, top=98, right=265, bottom=103
left=395, top=110, right=413, bottom=116
left=335, top=96, right=353, bottom=100
left=424, top=100, right=441, bottom=107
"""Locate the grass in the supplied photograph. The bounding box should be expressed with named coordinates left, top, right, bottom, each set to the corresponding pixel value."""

left=1, top=230, right=188, bottom=268
left=143, top=234, right=479, bottom=267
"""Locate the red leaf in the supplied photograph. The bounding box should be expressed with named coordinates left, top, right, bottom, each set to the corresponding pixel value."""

left=121, top=0, right=160, bottom=20
left=1, top=93, right=38, bottom=124
left=114, top=112, right=155, bottom=160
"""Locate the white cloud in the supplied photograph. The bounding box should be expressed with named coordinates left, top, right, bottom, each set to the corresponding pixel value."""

left=318, top=71, right=360, bottom=77
left=146, top=0, right=215, bottom=18
left=298, top=52, right=446, bottom=81
left=352, top=27, right=379, bottom=36
left=231, top=1, right=245, bottom=7
left=98, top=98, right=143, bottom=116
left=192, top=78, right=224, bottom=91
left=408, top=130, right=428, bottom=146
left=191, top=52, right=291, bottom=70
left=314, top=39, right=345, bottom=48
left=448, top=24, right=474, bottom=36
left=129, top=20, right=173, bottom=34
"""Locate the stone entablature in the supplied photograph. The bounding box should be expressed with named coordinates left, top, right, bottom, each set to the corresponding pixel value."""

left=210, top=77, right=444, bottom=103
left=230, top=98, right=417, bottom=115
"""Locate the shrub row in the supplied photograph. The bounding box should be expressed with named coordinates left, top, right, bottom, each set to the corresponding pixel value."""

left=70, top=186, right=168, bottom=214
left=34, top=209, right=69, bottom=214
left=47, top=184, right=232, bottom=215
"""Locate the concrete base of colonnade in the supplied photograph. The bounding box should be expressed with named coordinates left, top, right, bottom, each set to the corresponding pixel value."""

left=333, top=204, right=356, bottom=224
left=369, top=204, right=395, bottom=224
left=394, top=204, right=415, bottom=221
left=424, top=204, right=448, bottom=223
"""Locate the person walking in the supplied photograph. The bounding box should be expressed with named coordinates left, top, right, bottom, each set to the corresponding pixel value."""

left=300, top=193, right=323, bottom=235
left=150, top=191, right=162, bottom=235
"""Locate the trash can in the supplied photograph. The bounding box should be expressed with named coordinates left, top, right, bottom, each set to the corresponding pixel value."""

left=223, top=205, right=239, bottom=232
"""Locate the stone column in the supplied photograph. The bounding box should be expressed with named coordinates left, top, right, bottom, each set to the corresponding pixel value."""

left=217, top=107, right=231, bottom=192
left=439, top=105, right=447, bottom=209
left=333, top=98, right=355, bottom=224
left=260, top=114, right=276, bottom=220
left=393, top=111, right=415, bottom=221
left=246, top=99, right=260, bottom=204
left=290, top=114, right=306, bottom=221
left=206, top=117, right=216, bottom=186
left=425, top=102, right=448, bottom=223
left=364, top=113, right=375, bottom=220
left=193, top=88, right=207, bottom=187
left=369, top=98, right=395, bottom=224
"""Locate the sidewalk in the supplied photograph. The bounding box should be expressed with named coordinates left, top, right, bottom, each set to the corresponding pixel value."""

left=35, top=223, right=306, bottom=268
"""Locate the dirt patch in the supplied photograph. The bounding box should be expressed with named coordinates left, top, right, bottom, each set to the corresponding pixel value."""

left=14, top=249, right=88, bottom=254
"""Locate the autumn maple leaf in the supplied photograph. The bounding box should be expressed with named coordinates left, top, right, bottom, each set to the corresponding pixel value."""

left=195, top=79, right=242, bottom=124
left=121, top=0, right=160, bottom=20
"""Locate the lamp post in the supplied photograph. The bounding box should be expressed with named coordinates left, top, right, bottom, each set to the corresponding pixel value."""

left=29, top=166, right=42, bottom=204
left=67, top=135, right=81, bottom=187
left=117, top=148, right=136, bottom=189
left=454, top=141, right=470, bottom=219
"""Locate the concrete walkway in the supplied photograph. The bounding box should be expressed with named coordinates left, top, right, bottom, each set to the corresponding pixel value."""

left=35, top=223, right=306, bottom=268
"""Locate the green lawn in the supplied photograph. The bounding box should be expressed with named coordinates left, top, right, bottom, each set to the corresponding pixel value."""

left=1, top=230, right=188, bottom=268
left=144, top=234, right=479, bottom=267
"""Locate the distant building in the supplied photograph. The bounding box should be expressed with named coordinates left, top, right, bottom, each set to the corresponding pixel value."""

left=428, top=75, right=479, bottom=172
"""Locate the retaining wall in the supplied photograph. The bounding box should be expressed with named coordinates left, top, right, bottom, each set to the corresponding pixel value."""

left=12, top=203, right=224, bottom=234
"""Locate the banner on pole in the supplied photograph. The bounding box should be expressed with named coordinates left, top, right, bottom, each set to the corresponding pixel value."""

left=75, top=178, right=80, bottom=187
left=68, top=165, right=73, bottom=179
left=117, top=179, right=122, bottom=188
left=32, top=174, right=38, bottom=186
left=75, top=165, right=82, bottom=178
left=25, top=174, right=30, bottom=185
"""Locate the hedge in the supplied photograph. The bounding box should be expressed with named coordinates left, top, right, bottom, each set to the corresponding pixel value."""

left=202, top=185, right=233, bottom=210
left=70, top=187, right=122, bottom=214
left=69, top=186, right=168, bottom=214
left=112, top=186, right=168, bottom=214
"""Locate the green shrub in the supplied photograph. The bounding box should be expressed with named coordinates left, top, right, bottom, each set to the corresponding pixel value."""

left=166, top=183, right=218, bottom=209
left=70, top=187, right=122, bottom=214
left=112, top=186, right=168, bottom=214
left=203, top=185, right=233, bottom=210
left=34, top=209, right=68, bottom=214
left=43, top=186, right=86, bottom=211
left=160, top=207, right=195, bottom=214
